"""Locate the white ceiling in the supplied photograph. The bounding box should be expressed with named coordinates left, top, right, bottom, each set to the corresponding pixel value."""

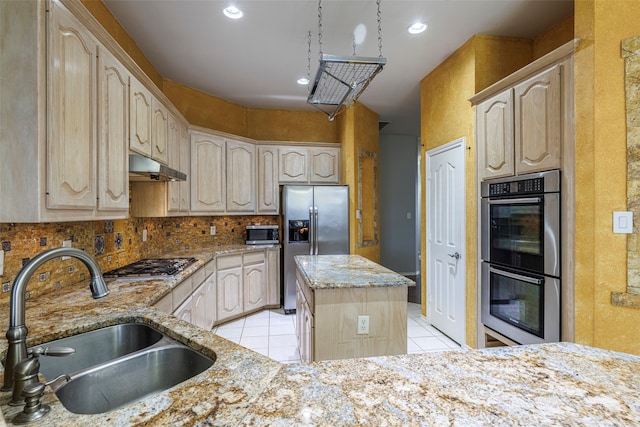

left=103, top=0, right=573, bottom=136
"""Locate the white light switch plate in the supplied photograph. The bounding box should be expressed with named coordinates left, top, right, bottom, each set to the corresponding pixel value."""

left=0, top=250, right=4, bottom=275
left=613, top=211, right=633, bottom=234
left=142, top=229, right=148, bottom=242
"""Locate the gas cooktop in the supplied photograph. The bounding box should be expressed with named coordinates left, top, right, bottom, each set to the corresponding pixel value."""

left=104, top=257, right=196, bottom=278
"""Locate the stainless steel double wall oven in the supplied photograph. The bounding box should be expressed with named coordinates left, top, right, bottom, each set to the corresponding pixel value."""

left=480, top=169, right=561, bottom=344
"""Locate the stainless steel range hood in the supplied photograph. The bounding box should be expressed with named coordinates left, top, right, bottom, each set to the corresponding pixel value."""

left=128, top=154, right=186, bottom=182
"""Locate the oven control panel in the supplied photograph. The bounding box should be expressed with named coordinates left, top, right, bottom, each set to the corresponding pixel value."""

left=489, top=177, right=544, bottom=196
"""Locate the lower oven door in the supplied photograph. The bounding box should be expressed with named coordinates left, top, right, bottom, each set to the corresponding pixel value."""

left=481, top=262, right=560, bottom=345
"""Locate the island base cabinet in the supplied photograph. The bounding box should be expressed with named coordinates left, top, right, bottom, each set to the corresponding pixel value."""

left=313, top=287, right=407, bottom=362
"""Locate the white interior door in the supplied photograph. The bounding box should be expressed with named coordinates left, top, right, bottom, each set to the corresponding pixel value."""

left=427, top=138, right=466, bottom=345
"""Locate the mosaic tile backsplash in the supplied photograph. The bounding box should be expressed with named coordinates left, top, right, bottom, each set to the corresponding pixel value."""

left=0, top=215, right=278, bottom=301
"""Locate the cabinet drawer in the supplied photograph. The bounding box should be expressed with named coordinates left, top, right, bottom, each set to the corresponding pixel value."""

left=172, top=276, right=193, bottom=308
left=154, top=292, right=172, bottom=314
left=191, top=266, right=206, bottom=287
left=217, top=254, right=242, bottom=270
left=243, top=251, right=265, bottom=265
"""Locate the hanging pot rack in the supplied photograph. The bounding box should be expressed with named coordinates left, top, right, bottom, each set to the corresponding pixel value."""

left=307, top=0, right=386, bottom=121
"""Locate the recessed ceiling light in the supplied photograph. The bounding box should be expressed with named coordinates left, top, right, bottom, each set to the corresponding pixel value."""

left=407, top=22, right=427, bottom=35
left=223, top=6, right=243, bottom=20
left=297, top=77, right=310, bottom=85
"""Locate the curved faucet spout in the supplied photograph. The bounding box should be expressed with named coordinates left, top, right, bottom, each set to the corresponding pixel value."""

left=3, top=247, right=109, bottom=401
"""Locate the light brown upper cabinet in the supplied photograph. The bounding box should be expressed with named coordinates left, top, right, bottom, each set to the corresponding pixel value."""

left=278, top=146, right=341, bottom=184
left=257, top=146, right=279, bottom=214
left=474, top=62, right=564, bottom=180
left=47, top=2, right=99, bottom=211
left=168, top=114, right=190, bottom=214
left=1, top=0, right=130, bottom=222
left=514, top=65, right=562, bottom=175
left=151, top=98, right=169, bottom=164
left=129, top=77, right=152, bottom=158
left=476, top=90, right=515, bottom=179
left=190, top=131, right=226, bottom=213
left=96, top=46, right=130, bottom=214
left=226, top=139, right=256, bottom=213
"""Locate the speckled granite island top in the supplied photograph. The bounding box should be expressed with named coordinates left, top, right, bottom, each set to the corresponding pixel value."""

left=294, top=255, right=416, bottom=289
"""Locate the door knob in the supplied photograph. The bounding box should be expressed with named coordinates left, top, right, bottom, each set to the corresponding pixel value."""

left=448, top=252, right=461, bottom=260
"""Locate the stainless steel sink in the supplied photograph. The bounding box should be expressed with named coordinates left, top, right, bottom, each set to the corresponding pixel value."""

left=36, top=323, right=215, bottom=414
left=53, top=346, right=214, bottom=414
left=39, top=323, right=163, bottom=380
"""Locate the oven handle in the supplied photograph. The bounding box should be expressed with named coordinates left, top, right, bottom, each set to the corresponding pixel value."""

left=488, top=197, right=542, bottom=205
left=489, top=266, right=544, bottom=285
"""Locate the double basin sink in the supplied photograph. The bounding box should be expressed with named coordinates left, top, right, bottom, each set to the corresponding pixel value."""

left=37, top=323, right=214, bottom=415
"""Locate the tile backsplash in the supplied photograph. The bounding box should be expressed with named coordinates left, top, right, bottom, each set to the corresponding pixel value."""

left=0, top=215, right=278, bottom=301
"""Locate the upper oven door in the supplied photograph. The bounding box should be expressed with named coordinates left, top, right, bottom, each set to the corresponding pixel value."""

left=482, top=193, right=560, bottom=277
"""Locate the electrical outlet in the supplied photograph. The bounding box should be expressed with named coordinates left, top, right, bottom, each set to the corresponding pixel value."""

left=357, top=315, right=369, bottom=335
left=2, top=282, right=10, bottom=293
left=0, top=250, right=4, bottom=275
left=210, top=226, right=216, bottom=235
left=61, top=240, right=72, bottom=260
left=142, top=229, right=148, bottom=242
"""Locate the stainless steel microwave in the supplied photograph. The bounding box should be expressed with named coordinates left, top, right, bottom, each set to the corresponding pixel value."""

left=246, top=225, right=279, bottom=245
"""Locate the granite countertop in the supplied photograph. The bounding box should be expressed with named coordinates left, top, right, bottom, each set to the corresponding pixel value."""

left=242, top=342, right=640, bottom=426
left=0, top=245, right=281, bottom=426
left=294, top=255, right=416, bottom=290
left=1, top=247, right=639, bottom=425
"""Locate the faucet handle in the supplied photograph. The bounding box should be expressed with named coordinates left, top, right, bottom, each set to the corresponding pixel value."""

left=28, top=346, right=75, bottom=358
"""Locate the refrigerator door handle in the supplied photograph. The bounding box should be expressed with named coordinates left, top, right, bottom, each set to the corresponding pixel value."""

left=313, top=207, right=319, bottom=255
left=309, top=206, right=315, bottom=255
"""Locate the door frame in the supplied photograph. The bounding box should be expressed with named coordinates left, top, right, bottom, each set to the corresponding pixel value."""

left=425, top=137, right=466, bottom=345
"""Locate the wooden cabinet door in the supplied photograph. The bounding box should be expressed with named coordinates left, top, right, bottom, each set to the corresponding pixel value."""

left=243, top=262, right=265, bottom=312
left=151, top=98, right=169, bottom=164
left=476, top=89, right=514, bottom=180
left=129, top=77, right=152, bottom=157
left=310, top=147, right=340, bottom=183
left=302, top=299, right=314, bottom=362
left=226, top=139, right=256, bottom=212
left=168, top=119, right=190, bottom=213
left=266, top=248, right=280, bottom=306
left=97, top=45, right=129, bottom=213
left=179, top=123, right=191, bottom=211
left=216, top=267, right=243, bottom=321
left=174, top=295, right=193, bottom=324
left=257, top=146, right=279, bottom=214
left=278, top=147, right=308, bottom=183
left=514, top=65, right=562, bottom=174
left=192, top=275, right=216, bottom=330
left=47, top=2, right=98, bottom=210
left=167, top=114, right=181, bottom=212
left=191, top=131, right=226, bottom=212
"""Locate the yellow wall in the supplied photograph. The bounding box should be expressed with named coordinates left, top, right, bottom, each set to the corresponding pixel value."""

left=420, top=35, right=534, bottom=347
left=246, top=108, right=339, bottom=143
left=80, top=0, right=163, bottom=89
left=574, top=0, right=640, bottom=355
left=339, top=104, right=381, bottom=262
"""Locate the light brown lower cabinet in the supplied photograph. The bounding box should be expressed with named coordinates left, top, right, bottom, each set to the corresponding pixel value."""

left=154, top=248, right=280, bottom=328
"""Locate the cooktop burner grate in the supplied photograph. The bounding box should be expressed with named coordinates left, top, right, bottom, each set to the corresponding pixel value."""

left=104, top=257, right=196, bottom=278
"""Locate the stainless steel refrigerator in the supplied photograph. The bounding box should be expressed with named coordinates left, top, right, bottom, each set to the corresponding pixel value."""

left=282, top=185, right=350, bottom=313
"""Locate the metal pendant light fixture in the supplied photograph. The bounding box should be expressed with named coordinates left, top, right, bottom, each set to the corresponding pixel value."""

left=307, top=0, right=387, bottom=121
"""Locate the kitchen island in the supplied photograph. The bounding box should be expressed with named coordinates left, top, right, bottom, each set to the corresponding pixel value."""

left=0, top=247, right=638, bottom=425
left=294, top=255, right=416, bottom=361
